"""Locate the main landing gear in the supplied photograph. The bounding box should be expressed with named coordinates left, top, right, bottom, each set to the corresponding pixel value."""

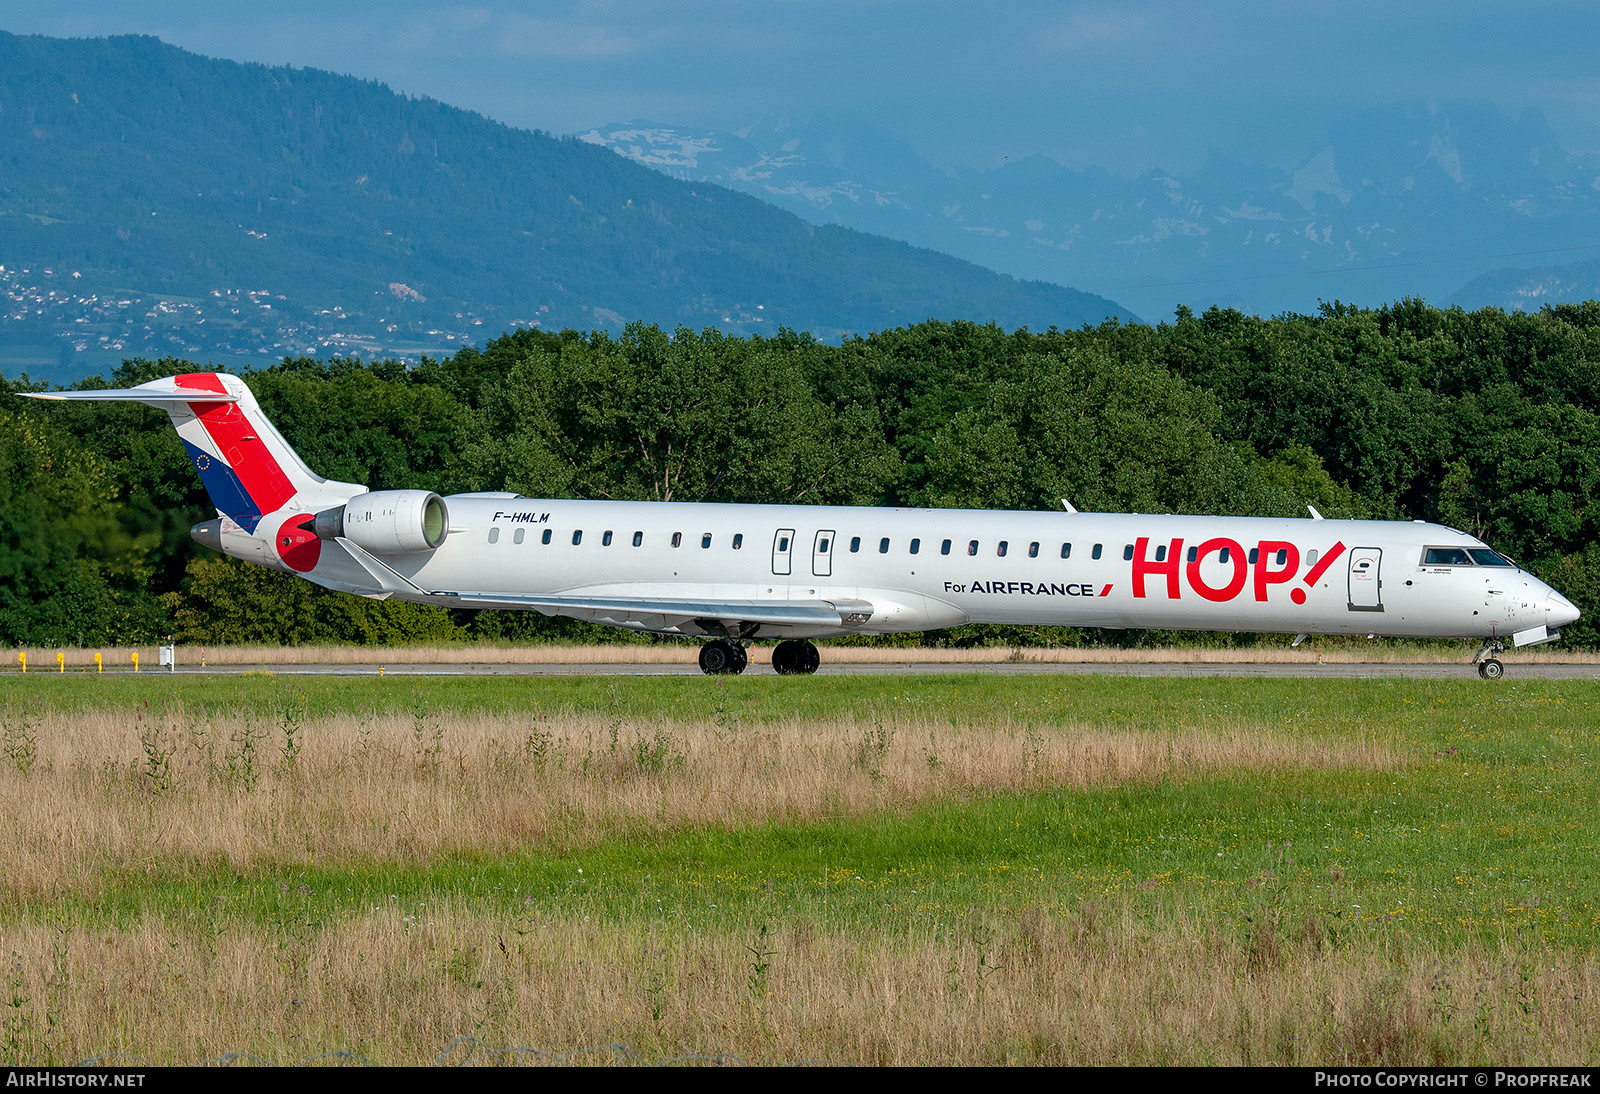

left=1473, top=638, right=1506, bottom=680
left=770, top=639, right=820, bottom=676
left=697, top=639, right=748, bottom=676
left=696, top=638, right=821, bottom=675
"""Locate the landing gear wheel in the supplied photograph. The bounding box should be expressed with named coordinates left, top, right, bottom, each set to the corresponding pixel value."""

left=1473, top=638, right=1508, bottom=680
left=699, top=639, right=745, bottom=675
left=772, top=640, right=820, bottom=675
left=772, top=640, right=800, bottom=675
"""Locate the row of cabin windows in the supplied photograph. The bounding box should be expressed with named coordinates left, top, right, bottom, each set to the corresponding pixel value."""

left=484, top=527, right=1307, bottom=568
left=487, top=527, right=749, bottom=549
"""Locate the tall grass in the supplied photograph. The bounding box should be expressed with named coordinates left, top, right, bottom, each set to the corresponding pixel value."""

left=1, top=675, right=1596, bottom=1064
left=0, top=698, right=1390, bottom=901
left=4, top=902, right=1596, bottom=1065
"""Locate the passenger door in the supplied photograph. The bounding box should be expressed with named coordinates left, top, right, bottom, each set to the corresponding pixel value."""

left=1348, top=547, right=1384, bottom=611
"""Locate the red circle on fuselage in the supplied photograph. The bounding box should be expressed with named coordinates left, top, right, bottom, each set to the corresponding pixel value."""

left=274, top=517, right=322, bottom=573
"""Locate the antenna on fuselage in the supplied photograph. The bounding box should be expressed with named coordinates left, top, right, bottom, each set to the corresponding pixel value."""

left=1061, top=499, right=1079, bottom=514
left=1307, top=505, right=1324, bottom=520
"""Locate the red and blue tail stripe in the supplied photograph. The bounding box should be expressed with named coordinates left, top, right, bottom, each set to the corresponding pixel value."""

left=170, top=374, right=297, bottom=531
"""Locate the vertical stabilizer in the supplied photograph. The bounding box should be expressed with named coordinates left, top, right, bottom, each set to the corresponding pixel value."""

left=22, top=373, right=366, bottom=528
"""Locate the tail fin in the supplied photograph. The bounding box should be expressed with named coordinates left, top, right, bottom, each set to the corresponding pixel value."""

left=23, top=372, right=365, bottom=528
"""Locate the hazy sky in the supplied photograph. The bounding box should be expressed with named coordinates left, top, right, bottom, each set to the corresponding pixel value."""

left=3, top=1, right=1597, bottom=175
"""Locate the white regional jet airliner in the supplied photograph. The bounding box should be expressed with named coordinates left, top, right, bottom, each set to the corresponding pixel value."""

left=27, top=372, right=1581, bottom=678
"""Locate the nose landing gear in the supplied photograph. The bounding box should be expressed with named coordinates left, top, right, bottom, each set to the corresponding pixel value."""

left=1473, top=638, right=1506, bottom=679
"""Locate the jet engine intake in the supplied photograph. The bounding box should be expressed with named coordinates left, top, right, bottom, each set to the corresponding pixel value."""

left=313, top=490, right=448, bottom=554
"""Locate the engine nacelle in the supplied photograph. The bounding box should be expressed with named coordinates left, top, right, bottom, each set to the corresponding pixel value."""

left=314, top=490, right=449, bottom=554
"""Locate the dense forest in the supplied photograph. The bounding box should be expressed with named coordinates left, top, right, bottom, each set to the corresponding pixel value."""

left=5, top=300, right=1600, bottom=648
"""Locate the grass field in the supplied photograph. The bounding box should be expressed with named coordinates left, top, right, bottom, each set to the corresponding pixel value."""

left=1, top=672, right=1597, bottom=1065
left=12, top=638, right=1600, bottom=669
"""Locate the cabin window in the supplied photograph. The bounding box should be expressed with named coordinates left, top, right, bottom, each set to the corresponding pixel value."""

left=1154, top=544, right=1167, bottom=562
left=879, top=537, right=890, bottom=554
left=1028, top=542, right=1039, bottom=558
left=488, top=527, right=500, bottom=544
left=672, top=532, right=682, bottom=548
left=1219, top=546, right=1229, bottom=563
left=701, top=533, right=713, bottom=549
left=1275, top=548, right=1288, bottom=565
left=1092, top=544, right=1103, bottom=560
left=909, top=538, right=921, bottom=555
left=602, top=530, right=613, bottom=546
left=1306, top=549, right=1318, bottom=566
left=997, top=541, right=1008, bottom=557
left=850, top=536, right=861, bottom=553
left=1424, top=547, right=1473, bottom=565
left=1123, top=544, right=1134, bottom=561
left=819, top=537, right=830, bottom=553
left=632, top=531, right=643, bottom=547
left=733, top=534, right=743, bottom=550
left=941, top=539, right=952, bottom=556
left=778, top=536, right=790, bottom=552
left=1248, top=547, right=1259, bottom=565
left=1187, top=546, right=1197, bottom=562
left=572, top=530, right=583, bottom=546
left=1060, top=543, right=1071, bottom=559
left=968, top=540, right=979, bottom=556
left=542, top=529, right=552, bottom=545
left=513, top=528, right=525, bottom=545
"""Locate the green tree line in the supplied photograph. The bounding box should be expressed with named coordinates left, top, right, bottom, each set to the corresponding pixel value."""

left=5, top=301, right=1600, bottom=647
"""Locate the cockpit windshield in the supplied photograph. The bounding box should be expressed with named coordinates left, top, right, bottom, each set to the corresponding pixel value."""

left=1423, top=546, right=1515, bottom=567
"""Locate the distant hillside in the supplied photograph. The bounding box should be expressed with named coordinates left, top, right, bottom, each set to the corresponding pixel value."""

left=1449, top=256, right=1600, bottom=312
left=583, top=104, right=1600, bottom=321
left=0, top=33, right=1131, bottom=382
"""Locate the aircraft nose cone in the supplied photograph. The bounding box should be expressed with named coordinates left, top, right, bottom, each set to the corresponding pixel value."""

left=1546, top=591, right=1581, bottom=629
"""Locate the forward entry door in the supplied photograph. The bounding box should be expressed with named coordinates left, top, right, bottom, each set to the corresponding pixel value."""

left=1348, top=547, right=1384, bottom=611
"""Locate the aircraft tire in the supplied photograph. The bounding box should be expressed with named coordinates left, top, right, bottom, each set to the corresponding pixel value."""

left=772, top=640, right=800, bottom=675
left=730, top=643, right=749, bottom=674
left=1480, top=658, right=1504, bottom=680
left=799, top=641, right=820, bottom=674
left=699, top=640, right=737, bottom=675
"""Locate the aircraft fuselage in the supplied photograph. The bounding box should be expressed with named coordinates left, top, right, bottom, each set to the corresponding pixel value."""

left=270, top=497, right=1570, bottom=643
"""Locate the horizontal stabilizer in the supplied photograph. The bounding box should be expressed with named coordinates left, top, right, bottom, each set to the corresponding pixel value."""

left=22, top=380, right=239, bottom=405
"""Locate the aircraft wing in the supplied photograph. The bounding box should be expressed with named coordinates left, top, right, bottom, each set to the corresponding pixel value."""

left=444, top=592, right=854, bottom=633
left=316, top=536, right=869, bottom=635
